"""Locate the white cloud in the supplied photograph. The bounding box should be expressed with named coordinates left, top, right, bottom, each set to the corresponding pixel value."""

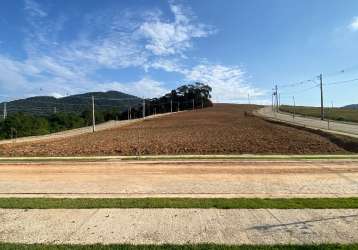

left=0, top=54, right=92, bottom=99
left=349, top=16, right=358, bottom=31
left=5, top=0, right=215, bottom=97
left=97, top=77, right=169, bottom=98
left=24, top=0, right=47, bottom=17
left=0, top=56, right=29, bottom=89
left=50, top=92, right=65, bottom=98
left=0, top=0, right=265, bottom=104
left=185, top=64, right=265, bottom=103
left=138, top=1, right=214, bottom=56
left=56, top=2, right=212, bottom=72
left=60, top=36, right=149, bottom=70
left=146, top=58, right=184, bottom=73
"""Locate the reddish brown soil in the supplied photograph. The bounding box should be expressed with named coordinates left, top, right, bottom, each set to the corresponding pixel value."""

left=0, top=104, right=347, bottom=156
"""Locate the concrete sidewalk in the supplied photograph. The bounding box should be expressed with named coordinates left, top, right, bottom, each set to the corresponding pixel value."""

left=256, top=106, right=358, bottom=139
left=1, top=208, right=357, bottom=245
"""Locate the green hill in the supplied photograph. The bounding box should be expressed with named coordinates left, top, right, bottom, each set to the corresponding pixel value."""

left=343, top=104, right=358, bottom=109
left=0, top=91, right=142, bottom=117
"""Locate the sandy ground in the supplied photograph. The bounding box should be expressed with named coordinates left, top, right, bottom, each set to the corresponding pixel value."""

left=0, top=160, right=358, bottom=198
left=1, top=208, right=357, bottom=244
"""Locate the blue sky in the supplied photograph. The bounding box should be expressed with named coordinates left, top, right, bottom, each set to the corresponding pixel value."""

left=1, top=0, right=358, bottom=106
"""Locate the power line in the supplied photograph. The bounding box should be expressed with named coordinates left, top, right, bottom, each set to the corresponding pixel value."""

left=277, top=63, right=358, bottom=89
left=324, top=77, right=358, bottom=86
left=280, top=84, right=320, bottom=96
left=322, top=64, right=358, bottom=78
left=278, top=77, right=318, bottom=88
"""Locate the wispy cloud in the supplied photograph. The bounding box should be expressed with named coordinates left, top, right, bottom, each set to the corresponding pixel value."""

left=96, top=77, right=169, bottom=98
left=349, top=16, right=358, bottom=31
left=184, top=63, right=264, bottom=103
left=138, top=1, right=215, bottom=56
left=24, top=0, right=47, bottom=17
left=0, top=0, right=263, bottom=103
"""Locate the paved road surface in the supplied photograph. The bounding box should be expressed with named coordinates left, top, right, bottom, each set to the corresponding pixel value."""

left=0, top=112, right=174, bottom=145
left=256, top=106, right=358, bottom=138
left=1, top=208, right=357, bottom=244
left=0, top=160, right=357, bottom=198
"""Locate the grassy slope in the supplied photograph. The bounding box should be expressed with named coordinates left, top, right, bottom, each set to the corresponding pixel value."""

left=279, top=105, right=358, bottom=123
left=1, top=198, right=358, bottom=209
left=1, top=243, right=358, bottom=250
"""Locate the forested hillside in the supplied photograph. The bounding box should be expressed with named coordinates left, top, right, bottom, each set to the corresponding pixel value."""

left=0, top=83, right=213, bottom=139
left=0, top=91, right=142, bottom=116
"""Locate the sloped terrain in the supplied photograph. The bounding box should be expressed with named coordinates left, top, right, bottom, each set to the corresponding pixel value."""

left=0, top=104, right=348, bottom=156
left=0, top=91, right=141, bottom=116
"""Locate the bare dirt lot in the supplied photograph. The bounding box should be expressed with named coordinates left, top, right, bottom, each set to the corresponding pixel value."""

left=0, top=160, right=357, bottom=198
left=0, top=104, right=349, bottom=156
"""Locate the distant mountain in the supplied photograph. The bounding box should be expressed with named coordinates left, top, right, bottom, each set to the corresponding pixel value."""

left=0, top=91, right=142, bottom=116
left=343, top=104, right=358, bottom=109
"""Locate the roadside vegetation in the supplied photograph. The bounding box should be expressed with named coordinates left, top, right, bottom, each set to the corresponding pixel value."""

left=1, top=243, right=358, bottom=250
left=1, top=198, right=358, bottom=209
left=0, top=83, right=212, bottom=139
left=280, top=105, right=358, bottom=123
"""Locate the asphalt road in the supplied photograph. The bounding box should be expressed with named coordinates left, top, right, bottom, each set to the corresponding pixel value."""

left=256, top=106, right=358, bottom=138
left=0, top=160, right=357, bottom=198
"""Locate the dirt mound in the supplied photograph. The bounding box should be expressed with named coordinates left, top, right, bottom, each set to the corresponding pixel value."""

left=0, top=104, right=348, bottom=156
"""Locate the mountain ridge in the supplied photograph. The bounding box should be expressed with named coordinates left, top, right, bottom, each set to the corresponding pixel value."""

left=343, top=104, right=358, bottom=109
left=0, top=91, right=142, bottom=116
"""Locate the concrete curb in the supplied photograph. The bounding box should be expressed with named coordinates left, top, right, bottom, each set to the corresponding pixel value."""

left=1, top=154, right=358, bottom=162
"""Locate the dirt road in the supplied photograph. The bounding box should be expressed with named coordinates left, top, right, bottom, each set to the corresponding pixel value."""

left=1, top=208, right=357, bottom=244
left=1, top=160, right=357, bottom=198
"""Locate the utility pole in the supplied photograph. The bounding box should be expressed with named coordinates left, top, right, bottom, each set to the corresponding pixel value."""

left=192, top=99, right=195, bottom=110
left=177, top=101, right=180, bottom=112
left=3, top=102, right=7, bottom=120
left=170, top=99, right=173, bottom=113
left=293, top=96, right=296, bottom=120
left=320, top=73, right=324, bottom=120
left=92, top=95, right=95, bottom=133
left=275, top=85, right=279, bottom=112
left=278, top=93, right=281, bottom=110
left=142, top=97, right=146, bottom=118
left=271, top=93, right=274, bottom=111
left=328, top=101, right=334, bottom=130
left=201, top=97, right=204, bottom=109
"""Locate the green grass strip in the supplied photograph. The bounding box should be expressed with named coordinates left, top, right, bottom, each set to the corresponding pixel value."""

left=1, top=243, right=358, bottom=250
left=1, top=198, right=358, bottom=209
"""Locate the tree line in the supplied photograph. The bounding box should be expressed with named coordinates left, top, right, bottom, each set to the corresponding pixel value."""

left=0, top=83, right=212, bottom=139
